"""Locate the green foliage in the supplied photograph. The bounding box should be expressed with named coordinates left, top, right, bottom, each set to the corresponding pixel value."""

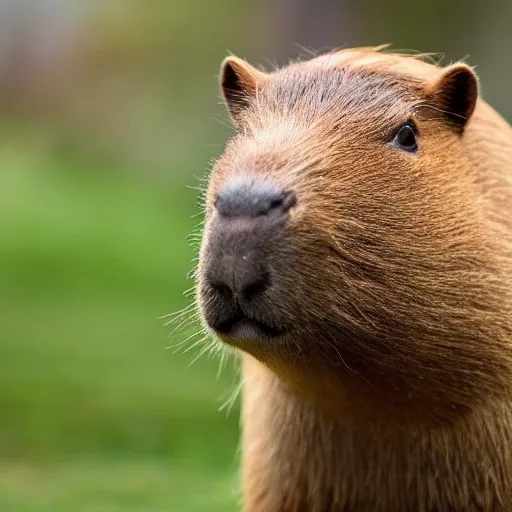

left=0, top=460, right=240, bottom=512
left=0, top=146, right=239, bottom=511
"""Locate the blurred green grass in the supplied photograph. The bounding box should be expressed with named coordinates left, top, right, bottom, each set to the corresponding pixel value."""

left=0, top=143, right=240, bottom=511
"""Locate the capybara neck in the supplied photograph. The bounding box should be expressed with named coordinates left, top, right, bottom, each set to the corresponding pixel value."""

left=242, top=356, right=512, bottom=512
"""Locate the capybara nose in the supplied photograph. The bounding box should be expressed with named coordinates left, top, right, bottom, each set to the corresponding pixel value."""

left=209, top=266, right=270, bottom=304
left=215, top=177, right=296, bottom=219
left=205, top=177, right=295, bottom=306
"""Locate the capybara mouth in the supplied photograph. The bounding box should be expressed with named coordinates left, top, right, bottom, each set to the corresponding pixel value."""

left=213, top=312, right=285, bottom=343
left=199, top=268, right=289, bottom=344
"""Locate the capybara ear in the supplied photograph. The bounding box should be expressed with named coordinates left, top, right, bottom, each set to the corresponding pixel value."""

left=425, top=64, right=479, bottom=131
left=220, top=56, right=268, bottom=125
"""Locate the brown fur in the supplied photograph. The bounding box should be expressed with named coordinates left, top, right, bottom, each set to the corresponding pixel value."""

left=198, top=48, right=512, bottom=511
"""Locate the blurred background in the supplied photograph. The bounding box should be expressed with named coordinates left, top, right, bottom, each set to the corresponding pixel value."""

left=0, top=1, right=510, bottom=511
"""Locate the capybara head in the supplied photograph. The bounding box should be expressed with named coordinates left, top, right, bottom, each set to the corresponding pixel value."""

left=197, top=49, right=512, bottom=426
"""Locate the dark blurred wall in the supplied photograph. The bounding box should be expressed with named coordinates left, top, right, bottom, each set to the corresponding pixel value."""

left=267, top=0, right=358, bottom=60
left=0, top=1, right=510, bottom=173
left=0, top=0, right=87, bottom=110
left=261, top=0, right=512, bottom=121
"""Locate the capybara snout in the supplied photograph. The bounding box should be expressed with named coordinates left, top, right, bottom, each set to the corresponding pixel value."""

left=200, top=175, right=296, bottom=343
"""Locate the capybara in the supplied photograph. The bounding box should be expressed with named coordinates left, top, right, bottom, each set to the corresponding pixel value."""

left=196, top=47, right=512, bottom=511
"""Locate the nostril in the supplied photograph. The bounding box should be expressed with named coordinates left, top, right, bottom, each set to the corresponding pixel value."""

left=275, top=190, right=296, bottom=214
left=207, top=272, right=270, bottom=304
left=242, top=272, right=270, bottom=302
left=255, top=190, right=295, bottom=217
left=210, top=281, right=233, bottom=301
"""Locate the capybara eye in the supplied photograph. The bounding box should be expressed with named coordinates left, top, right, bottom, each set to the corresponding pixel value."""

left=393, top=121, right=418, bottom=153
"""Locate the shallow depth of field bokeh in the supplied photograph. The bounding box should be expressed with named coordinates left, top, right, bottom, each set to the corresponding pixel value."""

left=0, top=2, right=510, bottom=511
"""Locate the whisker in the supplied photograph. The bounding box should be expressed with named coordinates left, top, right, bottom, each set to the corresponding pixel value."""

left=159, top=302, right=196, bottom=320
left=182, top=329, right=210, bottom=354
left=219, top=379, right=243, bottom=415
left=175, top=335, right=208, bottom=356
left=164, top=311, right=200, bottom=333
left=168, top=326, right=201, bottom=348
left=166, top=328, right=204, bottom=352
left=189, top=338, right=217, bottom=366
